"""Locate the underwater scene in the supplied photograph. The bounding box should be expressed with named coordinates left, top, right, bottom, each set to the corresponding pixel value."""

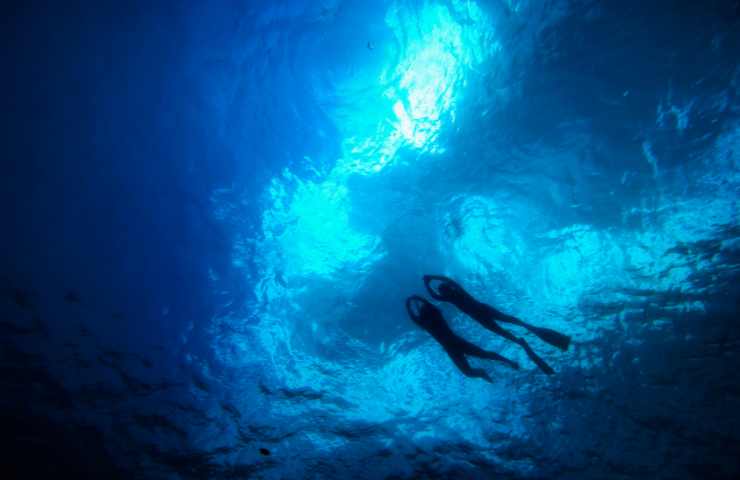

left=3, top=0, right=739, bottom=478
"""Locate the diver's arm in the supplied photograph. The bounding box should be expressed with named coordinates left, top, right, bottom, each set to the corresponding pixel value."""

left=423, top=275, right=470, bottom=302
left=405, top=296, right=421, bottom=322
left=423, top=275, right=448, bottom=300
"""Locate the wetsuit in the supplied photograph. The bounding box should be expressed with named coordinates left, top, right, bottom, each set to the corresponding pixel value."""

left=405, top=295, right=518, bottom=382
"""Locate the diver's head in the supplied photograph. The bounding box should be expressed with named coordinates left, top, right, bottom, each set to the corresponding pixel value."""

left=406, top=295, right=441, bottom=329
left=405, top=295, right=427, bottom=325
left=419, top=301, right=435, bottom=318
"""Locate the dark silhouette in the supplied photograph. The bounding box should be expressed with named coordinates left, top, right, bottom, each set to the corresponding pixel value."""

left=259, top=448, right=271, bottom=456
left=423, top=275, right=571, bottom=375
left=405, top=295, right=518, bottom=383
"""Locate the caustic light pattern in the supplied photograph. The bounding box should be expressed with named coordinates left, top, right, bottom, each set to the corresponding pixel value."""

left=341, top=0, right=495, bottom=174
left=252, top=0, right=495, bottom=324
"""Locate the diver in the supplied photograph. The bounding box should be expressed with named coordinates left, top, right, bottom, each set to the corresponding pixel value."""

left=423, top=275, right=571, bottom=375
left=405, top=295, right=519, bottom=383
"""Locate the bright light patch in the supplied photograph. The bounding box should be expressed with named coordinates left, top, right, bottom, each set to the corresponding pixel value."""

left=392, top=100, right=414, bottom=141
left=249, top=1, right=495, bottom=333
left=334, top=0, right=494, bottom=175
left=385, top=3, right=463, bottom=149
left=260, top=171, right=384, bottom=282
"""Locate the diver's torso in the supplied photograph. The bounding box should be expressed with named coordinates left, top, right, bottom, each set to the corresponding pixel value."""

left=416, top=306, right=456, bottom=342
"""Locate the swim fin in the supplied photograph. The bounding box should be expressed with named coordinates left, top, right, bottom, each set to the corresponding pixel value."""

left=524, top=325, right=571, bottom=351
left=520, top=339, right=555, bottom=375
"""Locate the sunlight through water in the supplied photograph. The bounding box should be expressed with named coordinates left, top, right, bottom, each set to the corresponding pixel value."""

left=339, top=0, right=495, bottom=174
left=253, top=0, right=497, bottom=327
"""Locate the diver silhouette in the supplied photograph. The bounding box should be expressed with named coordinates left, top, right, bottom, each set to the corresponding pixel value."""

left=405, top=295, right=519, bottom=383
left=423, top=275, right=571, bottom=375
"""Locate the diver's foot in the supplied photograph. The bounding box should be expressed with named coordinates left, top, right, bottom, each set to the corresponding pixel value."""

left=540, top=363, right=555, bottom=375
left=474, top=369, right=493, bottom=383
left=520, top=338, right=555, bottom=374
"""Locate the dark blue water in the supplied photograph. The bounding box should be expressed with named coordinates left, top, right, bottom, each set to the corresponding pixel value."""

left=3, top=0, right=739, bottom=478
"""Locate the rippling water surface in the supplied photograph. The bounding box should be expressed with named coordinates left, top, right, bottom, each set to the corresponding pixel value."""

left=3, top=1, right=739, bottom=478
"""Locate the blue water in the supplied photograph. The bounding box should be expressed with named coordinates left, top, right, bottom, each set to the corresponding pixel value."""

left=3, top=0, right=739, bottom=478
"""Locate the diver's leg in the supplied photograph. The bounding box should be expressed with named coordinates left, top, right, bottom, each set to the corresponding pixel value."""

left=490, top=311, right=526, bottom=327
left=459, top=341, right=519, bottom=370
left=493, top=312, right=571, bottom=351
left=477, top=317, right=524, bottom=345
left=449, top=353, right=493, bottom=383
left=475, top=320, right=555, bottom=373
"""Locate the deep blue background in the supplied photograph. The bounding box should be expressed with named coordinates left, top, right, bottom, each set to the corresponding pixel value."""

left=2, top=0, right=739, bottom=478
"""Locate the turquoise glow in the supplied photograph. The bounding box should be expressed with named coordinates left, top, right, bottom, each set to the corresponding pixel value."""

left=256, top=169, right=385, bottom=298
left=254, top=1, right=495, bottom=316
left=337, top=0, right=495, bottom=175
